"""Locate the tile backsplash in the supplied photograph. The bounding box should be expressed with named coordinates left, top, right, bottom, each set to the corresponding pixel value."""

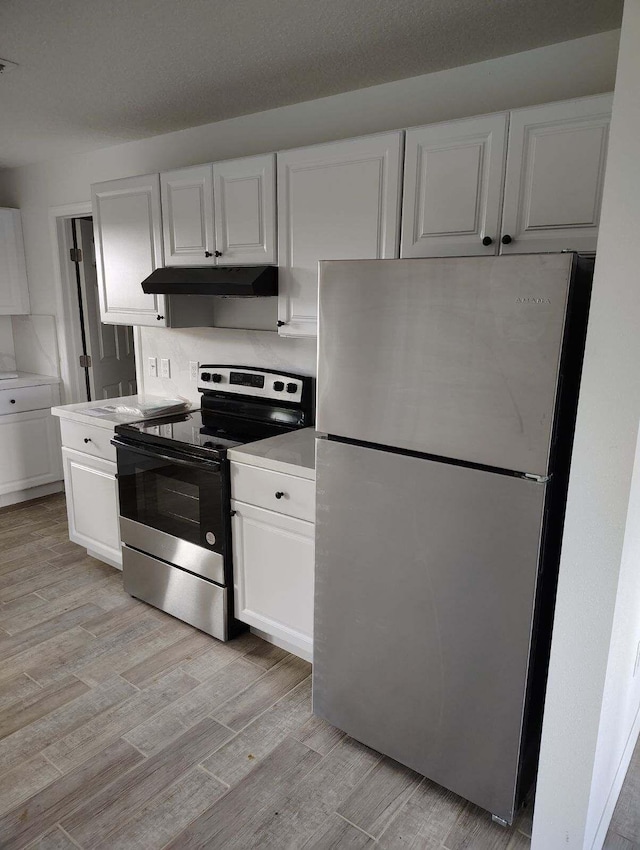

left=0, top=317, right=16, bottom=373
left=140, top=326, right=317, bottom=405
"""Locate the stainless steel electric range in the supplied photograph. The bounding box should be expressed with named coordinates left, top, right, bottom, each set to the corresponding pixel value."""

left=112, top=365, right=314, bottom=641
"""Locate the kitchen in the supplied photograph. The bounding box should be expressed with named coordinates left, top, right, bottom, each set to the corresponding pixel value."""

left=0, top=3, right=636, bottom=844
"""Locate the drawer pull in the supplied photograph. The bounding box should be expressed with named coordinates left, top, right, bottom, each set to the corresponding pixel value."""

left=84, top=437, right=92, bottom=443
left=9, top=399, right=15, bottom=404
left=275, top=491, right=286, bottom=500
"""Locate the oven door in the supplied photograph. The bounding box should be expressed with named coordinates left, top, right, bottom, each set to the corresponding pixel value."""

left=113, top=437, right=227, bottom=585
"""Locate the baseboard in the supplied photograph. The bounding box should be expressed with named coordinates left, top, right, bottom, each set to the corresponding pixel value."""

left=590, top=699, right=640, bottom=849
left=0, top=480, right=64, bottom=508
left=249, top=626, right=313, bottom=663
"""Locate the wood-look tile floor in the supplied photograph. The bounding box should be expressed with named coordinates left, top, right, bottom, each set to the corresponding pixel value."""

left=0, top=494, right=636, bottom=850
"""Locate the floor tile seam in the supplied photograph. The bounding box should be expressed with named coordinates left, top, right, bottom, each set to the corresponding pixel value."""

left=209, top=670, right=312, bottom=734
left=374, top=775, right=426, bottom=843
left=335, top=811, right=379, bottom=842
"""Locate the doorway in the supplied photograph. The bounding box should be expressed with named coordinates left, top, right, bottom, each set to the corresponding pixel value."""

left=68, top=216, right=137, bottom=401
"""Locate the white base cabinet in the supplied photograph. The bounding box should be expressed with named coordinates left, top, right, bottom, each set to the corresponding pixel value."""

left=0, top=409, right=62, bottom=496
left=232, top=500, right=314, bottom=661
left=230, top=459, right=315, bottom=661
left=58, top=418, right=122, bottom=568
left=62, top=447, right=121, bottom=567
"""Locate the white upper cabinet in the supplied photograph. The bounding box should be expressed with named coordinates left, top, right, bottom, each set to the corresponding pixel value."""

left=401, top=114, right=508, bottom=258
left=277, top=132, right=403, bottom=337
left=213, top=154, right=276, bottom=265
left=0, top=208, right=30, bottom=315
left=500, top=94, right=613, bottom=253
left=160, top=165, right=215, bottom=266
left=92, top=174, right=167, bottom=326
left=161, top=154, right=276, bottom=267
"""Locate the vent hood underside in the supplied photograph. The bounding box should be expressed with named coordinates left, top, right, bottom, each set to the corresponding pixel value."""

left=141, top=265, right=277, bottom=296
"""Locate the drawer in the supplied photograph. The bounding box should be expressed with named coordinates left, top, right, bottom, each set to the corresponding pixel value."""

left=60, top=418, right=116, bottom=462
left=231, top=462, right=315, bottom=522
left=0, top=384, right=55, bottom=415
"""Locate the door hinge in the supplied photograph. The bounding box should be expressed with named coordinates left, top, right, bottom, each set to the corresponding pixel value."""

left=79, top=354, right=92, bottom=368
left=69, top=247, right=83, bottom=263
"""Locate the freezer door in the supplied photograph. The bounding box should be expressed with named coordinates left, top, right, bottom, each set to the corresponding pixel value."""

left=313, top=438, right=547, bottom=823
left=317, top=254, right=574, bottom=475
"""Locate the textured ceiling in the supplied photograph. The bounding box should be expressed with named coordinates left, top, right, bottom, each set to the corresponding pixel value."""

left=0, top=0, right=623, bottom=169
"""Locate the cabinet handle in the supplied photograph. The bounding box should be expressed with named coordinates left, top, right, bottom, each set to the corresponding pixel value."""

left=84, top=437, right=92, bottom=443
left=501, top=234, right=513, bottom=245
left=9, top=399, right=15, bottom=404
left=204, top=251, right=212, bottom=258
left=214, top=250, right=223, bottom=258
left=156, top=314, right=164, bottom=321
left=275, top=491, right=286, bottom=500
left=277, top=320, right=286, bottom=327
left=482, top=236, right=493, bottom=246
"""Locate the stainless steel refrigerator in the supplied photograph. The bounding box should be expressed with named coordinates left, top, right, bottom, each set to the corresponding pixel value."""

left=313, top=253, right=592, bottom=825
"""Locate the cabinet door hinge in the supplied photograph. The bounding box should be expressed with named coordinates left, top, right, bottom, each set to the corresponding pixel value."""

left=79, top=354, right=92, bottom=368
left=69, top=247, right=83, bottom=263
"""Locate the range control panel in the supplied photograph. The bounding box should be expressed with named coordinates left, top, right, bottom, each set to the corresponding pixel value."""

left=198, top=366, right=306, bottom=404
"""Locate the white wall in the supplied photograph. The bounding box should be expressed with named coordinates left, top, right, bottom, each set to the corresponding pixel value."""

left=533, top=3, right=640, bottom=849
left=0, top=30, right=619, bottom=395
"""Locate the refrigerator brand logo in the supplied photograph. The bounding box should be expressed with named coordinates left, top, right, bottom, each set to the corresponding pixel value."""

left=516, top=297, right=551, bottom=304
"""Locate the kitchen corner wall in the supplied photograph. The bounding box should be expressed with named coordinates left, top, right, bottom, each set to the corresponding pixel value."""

left=0, top=28, right=620, bottom=402
left=0, top=317, right=16, bottom=373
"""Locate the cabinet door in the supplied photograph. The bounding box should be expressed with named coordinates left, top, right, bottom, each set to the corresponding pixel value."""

left=92, top=174, right=167, bottom=326
left=500, top=94, right=612, bottom=254
left=62, top=447, right=121, bottom=566
left=0, top=410, right=62, bottom=495
left=213, top=154, right=276, bottom=265
left=401, top=114, right=508, bottom=258
left=277, top=132, right=403, bottom=338
left=160, top=165, right=215, bottom=266
left=232, top=499, right=314, bottom=660
left=0, top=208, right=30, bottom=315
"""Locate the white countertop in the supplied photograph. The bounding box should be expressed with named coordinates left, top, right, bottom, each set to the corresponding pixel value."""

left=0, top=372, right=61, bottom=389
left=228, top=427, right=316, bottom=480
left=51, top=395, right=189, bottom=430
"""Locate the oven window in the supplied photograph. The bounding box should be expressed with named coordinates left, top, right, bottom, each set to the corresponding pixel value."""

left=116, top=446, right=224, bottom=552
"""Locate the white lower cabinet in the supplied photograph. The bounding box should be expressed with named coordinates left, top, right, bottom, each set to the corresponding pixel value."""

left=61, top=444, right=121, bottom=568
left=230, top=459, right=315, bottom=661
left=0, top=409, right=62, bottom=498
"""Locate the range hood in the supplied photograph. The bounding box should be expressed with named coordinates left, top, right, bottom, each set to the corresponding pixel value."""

left=141, top=265, right=277, bottom=297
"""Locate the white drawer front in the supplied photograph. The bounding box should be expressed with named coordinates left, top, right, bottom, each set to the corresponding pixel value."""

left=0, top=384, right=55, bottom=415
left=230, top=462, right=315, bottom=522
left=60, top=419, right=116, bottom=462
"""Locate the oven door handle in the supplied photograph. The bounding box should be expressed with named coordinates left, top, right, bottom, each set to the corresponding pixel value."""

left=111, top=436, right=221, bottom=472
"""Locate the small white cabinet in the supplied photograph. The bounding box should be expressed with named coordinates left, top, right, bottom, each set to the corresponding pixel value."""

left=500, top=94, right=612, bottom=254
left=0, top=208, right=30, bottom=315
left=401, top=114, right=508, bottom=257
left=160, top=154, right=276, bottom=267
left=0, top=382, right=62, bottom=507
left=277, top=132, right=403, bottom=337
left=92, top=173, right=167, bottom=326
left=231, top=459, right=315, bottom=660
left=58, top=419, right=121, bottom=567
left=0, top=409, right=61, bottom=498
left=62, top=447, right=121, bottom=567
left=160, top=165, right=215, bottom=266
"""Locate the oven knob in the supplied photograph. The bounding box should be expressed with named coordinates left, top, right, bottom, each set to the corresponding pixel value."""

left=286, top=382, right=297, bottom=394
left=273, top=381, right=284, bottom=391
left=200, top=372, right=211, bottom=382
left=211, top=374, right=223, bottom=383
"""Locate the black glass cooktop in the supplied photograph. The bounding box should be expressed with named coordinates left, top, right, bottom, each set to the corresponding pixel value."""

left=115, top=409, right=290, bottom=459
